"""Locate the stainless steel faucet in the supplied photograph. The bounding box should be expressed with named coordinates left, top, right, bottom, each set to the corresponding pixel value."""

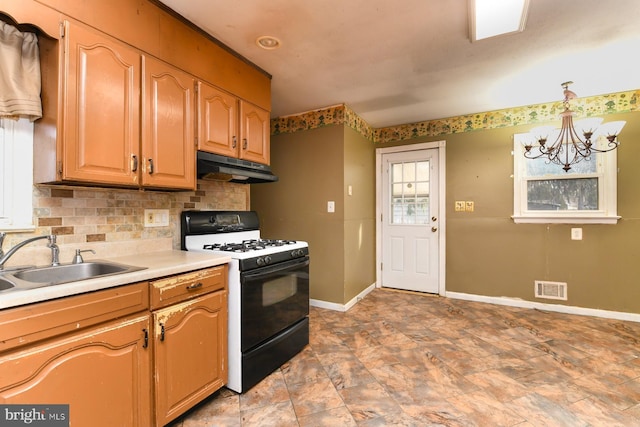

left=0, top=233, right=60, bottom=270
left=48, top=235, right=60, bottom=266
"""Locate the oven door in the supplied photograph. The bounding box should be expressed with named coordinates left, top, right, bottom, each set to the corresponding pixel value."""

left=240, top=255, right=310, bottom=351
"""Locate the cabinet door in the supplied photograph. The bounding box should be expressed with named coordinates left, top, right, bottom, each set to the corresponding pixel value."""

left=142, top=56, right=196, bottom=189
left=239, top=101, right=270, bottom=164
left=154, top=290, right=227, bottom=426
left=0, top=315, right=151, bottom=427
left=63, top=21, right=141, bottom=186
left=197, top=81, right=239, bottom=157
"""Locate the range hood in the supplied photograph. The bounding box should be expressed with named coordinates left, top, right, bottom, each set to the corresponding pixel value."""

left=196, top=151, right=278, bottom=184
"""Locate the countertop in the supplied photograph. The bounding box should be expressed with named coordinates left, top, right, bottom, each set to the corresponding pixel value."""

left=0, top=250, right=231, bottom=310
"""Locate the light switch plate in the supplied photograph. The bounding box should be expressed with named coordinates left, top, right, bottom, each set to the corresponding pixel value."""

left=144, top=209, right=170, bottom=227
left=327, top=201, right=335, bottom=213
left=465, top=201, right=474, bottom=212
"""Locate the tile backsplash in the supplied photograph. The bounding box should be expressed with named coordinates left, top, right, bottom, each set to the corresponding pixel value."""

left=2, top=180, right=249, bottom=268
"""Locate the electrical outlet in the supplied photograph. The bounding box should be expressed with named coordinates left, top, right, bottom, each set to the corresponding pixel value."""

left=327, top=201, right=335, bottom=213
left=144, top=209, right=170, bottom=227
left=571, top=228, right=582, bottom=240
left=454, top=201, right=465, bottom=212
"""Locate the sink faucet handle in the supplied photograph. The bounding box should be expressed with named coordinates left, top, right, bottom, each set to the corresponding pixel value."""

left=0, top=232, right=5, bottom=258
left=73, top=249, right=95, bottom=264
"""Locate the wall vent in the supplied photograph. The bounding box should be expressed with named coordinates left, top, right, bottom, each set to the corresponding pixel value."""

left=534, top=281, right=567, bottom=300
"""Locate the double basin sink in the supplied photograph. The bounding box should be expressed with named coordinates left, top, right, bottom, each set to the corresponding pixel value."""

left=0, top=261, right=146, bottom=292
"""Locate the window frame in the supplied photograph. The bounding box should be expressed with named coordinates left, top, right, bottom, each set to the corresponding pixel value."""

left=0, top=117, right=35, bottom=231
left=512, top=133, right=619, bottom=224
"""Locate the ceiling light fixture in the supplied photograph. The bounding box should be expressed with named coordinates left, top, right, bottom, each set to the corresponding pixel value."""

left=469, top=0, right=529, bottom=42
left=523, top=82, right=626, bottom=172
left=256, top=36, right=281, bottom=50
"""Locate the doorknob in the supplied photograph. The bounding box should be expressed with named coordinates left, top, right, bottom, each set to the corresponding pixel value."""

left=431, top=216, right=437, bottom=222
left=431, top=227, right=438, bottom=232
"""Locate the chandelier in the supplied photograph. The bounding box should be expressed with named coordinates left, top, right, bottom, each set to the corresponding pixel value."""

left=523, top=82, right=626, bottom=172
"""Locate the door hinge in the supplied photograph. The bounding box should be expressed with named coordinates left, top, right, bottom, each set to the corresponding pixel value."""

left=380, top=263, right=383, bottom=271
left=57, top=161, right=63, bottom=177
left=194, top=136, right=198, bottom=147
left=59, top=22, right=65, bottom=38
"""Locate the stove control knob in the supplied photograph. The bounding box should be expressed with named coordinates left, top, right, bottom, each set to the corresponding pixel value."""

left=256, top=257, right=265, bottom=266
left=264, top=256, right=272, bottom=265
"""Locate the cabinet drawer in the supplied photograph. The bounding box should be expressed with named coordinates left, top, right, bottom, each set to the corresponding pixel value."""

left=150, top=266, right=227, bottom=310
left=0, top=282, right=149, bottom=354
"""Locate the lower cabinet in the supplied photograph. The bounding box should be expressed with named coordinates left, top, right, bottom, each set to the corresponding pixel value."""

left=0, top=314, right=152, bottom=427
left=153, top=290, right=228, bottom=426
left=0, top=265, right=228, bottom=426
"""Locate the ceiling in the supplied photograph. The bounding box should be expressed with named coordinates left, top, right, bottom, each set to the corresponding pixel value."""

left=158, top=0, right=640, bottom=128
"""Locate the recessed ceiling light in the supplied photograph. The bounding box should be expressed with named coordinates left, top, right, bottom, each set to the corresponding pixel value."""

left=256, top=36, right=281, bottom=50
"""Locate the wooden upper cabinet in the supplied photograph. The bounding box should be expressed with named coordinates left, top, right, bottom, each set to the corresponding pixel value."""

left=142, top=56, right=196, bottom=189
left=198, top=81, right=270, bottom=165
left=239, top=100, right=270, bottom=165
left=197, top=81, right=238, bottom=158
left=62, top=21, right=141, bottom=186
left=33, top=14, right=269, bottom=188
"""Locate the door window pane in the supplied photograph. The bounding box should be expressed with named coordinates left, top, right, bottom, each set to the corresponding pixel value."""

left=390, top=160, right=430, bottom=224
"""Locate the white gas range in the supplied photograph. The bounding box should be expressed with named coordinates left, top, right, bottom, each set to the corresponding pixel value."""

left=181, top=210, right=309, bottom=393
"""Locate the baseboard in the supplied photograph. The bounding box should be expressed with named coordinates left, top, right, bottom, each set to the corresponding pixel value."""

left=310, top=283, right=376, bottom=312
left=446, top=291, right=640, bottom=323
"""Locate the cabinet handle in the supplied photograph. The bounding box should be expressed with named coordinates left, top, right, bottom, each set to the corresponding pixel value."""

left=148, top=158, right=154, bottom=174
left=242, top=138, right=248, bottom=150
left=160, top=323, right=165, bottom=341
left=186, top=282, right=203, bottom=291
left=131, top=155, right=138, bottom=172
left=142, top=328, right=148, bottom=348
left=232, top=136, right=237, bottom=148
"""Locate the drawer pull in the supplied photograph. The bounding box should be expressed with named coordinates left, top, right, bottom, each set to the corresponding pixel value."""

left=142, top=328, right=148, bottom=348
left=186, top=282, right=203, bottom=291
left=160, top=323, right=165, bottom=341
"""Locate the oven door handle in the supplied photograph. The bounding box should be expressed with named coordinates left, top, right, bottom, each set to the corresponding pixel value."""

left=242, top=256, right=309, bottom=279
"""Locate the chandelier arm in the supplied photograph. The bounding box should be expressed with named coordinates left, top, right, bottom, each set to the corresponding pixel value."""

left=588, top=138, right=620, bottom=153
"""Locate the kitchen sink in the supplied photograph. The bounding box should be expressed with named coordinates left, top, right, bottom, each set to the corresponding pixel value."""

left=0, top=277, right=15, bottom=291
left=0, top=261, right=146, bottom=291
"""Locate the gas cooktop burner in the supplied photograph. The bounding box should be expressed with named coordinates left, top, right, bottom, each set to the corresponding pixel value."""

left=203, top=239, right=298, bottom=253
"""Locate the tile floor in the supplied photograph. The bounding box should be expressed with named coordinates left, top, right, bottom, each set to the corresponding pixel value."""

left=169, top=288, right=640, bottom=426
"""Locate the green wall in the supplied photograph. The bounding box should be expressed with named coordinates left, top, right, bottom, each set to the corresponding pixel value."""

left=251, top=125, right=376, bottom=305
left=254, top=110, right=640, bottom=314
left=396, top=111, right=640, bottom=314
left=343, top=127, right=376, bottom=302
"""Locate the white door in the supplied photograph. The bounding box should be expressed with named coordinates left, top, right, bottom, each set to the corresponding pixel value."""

left=381, top=149, right=440, bottom=293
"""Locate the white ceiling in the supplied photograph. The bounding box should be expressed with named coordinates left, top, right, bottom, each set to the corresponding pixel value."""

left=158, top=0, right=640, bottom=128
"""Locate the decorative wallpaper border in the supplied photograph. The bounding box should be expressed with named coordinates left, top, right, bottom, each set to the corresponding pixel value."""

left=270, top=90, right=639, bottom=144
